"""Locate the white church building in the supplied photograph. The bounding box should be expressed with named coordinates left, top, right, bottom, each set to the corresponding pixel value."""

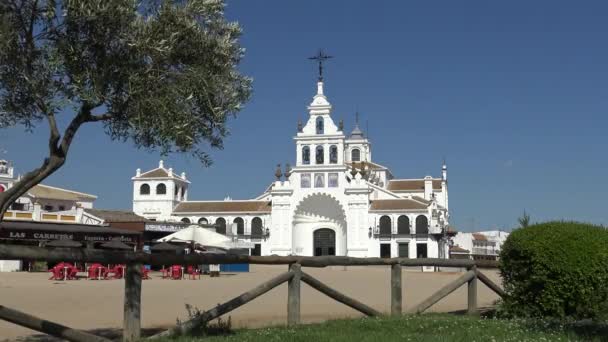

left=132, top=79, right=451, bottom=259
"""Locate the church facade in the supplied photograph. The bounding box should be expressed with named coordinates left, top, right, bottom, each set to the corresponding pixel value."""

left=132, top=80, right=451, bottom=259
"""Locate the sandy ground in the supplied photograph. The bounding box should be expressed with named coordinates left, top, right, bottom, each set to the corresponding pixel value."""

left=0, top=265, right=502, bottom=341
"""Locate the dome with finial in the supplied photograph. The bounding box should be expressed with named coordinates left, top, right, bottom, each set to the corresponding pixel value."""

left=350, top=112, right=364, bottom=139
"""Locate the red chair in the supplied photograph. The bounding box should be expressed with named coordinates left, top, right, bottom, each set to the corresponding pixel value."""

left=187, top=266, right=201, bottom=280
left=141, top=266, right=150, bottom=280
left=110, top=265, right=125, bottom=279
left=48, top=265, right=64, bottom=280
left=171, top=265, right=182, bottom=280
left=67, top=265, right=79, bottom=280
left=88, top=263, right=108, bottom=280
left=49, top=262, right=77, bottom=280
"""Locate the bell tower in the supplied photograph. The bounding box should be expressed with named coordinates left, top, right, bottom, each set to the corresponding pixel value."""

left=132, top=160, right=190, bottom=221
left=345, top=112, right=371, bottom=163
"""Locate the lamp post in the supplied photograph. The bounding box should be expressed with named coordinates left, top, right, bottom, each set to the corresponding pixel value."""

left=264, top=227, right=270, bottom=241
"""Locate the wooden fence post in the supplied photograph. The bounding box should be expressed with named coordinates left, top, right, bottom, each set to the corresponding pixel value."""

left=467, top=265, right=477, bottom=315
left=124, top=262, right=142, bottom=342
left=287, top=263, right=301, bottom=325
left=391, top=264, right=402, bottom=315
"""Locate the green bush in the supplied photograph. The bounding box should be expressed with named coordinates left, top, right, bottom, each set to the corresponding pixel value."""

left=499, top=221, right=608, bottom=320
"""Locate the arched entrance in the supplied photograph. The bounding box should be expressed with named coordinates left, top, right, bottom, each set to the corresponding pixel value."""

left=293, top=193, right=347, bottom=256
left=313, top=228, right=336, bottom=256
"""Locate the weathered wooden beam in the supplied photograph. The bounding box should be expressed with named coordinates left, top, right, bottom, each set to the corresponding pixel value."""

left=468, top=266, right=477, bottom=315
left=300, top=272, right=381, bottom=317
left=391, top=264, right=402, bottom=315
left=0, top=245, right=497, bottom=268
left=475, top=269, right=505, bottom=298
left=149, top=270, right=294, bottom=339
left=0, top=305, right=110, bottom=342
left=123, top=262, right=143, bottom=342
left=410, top=270, right=475, bottom=314
left=287, top=263, right=301, bottom=325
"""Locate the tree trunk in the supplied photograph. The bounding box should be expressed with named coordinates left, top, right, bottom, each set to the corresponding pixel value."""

left=0, top=104, right=96, bottom=222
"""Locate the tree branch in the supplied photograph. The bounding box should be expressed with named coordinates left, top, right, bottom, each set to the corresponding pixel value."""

left=0, top=155, right=65, bottom=220
left=89, top=113, right=113, bottom=122
left=58, top=104, right=112, bottom=157
left=0, top=103, right=112, bottom=221
left=40, top=99, right=60, bottom=155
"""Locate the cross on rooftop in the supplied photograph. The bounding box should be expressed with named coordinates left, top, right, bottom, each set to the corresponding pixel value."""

left=308, top=49, right=333, bottom=81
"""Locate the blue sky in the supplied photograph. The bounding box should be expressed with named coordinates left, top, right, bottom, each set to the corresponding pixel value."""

left=1, top=1, right=607, bottom=231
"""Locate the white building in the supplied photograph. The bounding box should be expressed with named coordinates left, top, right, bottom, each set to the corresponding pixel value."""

left=451, top=230, right=510, bottom=260
left=132, top=79, right=451, bottom=258
left=0, top=159, right=97, bottom=224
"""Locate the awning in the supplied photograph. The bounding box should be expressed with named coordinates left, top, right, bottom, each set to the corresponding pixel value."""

left=0, top=220, right=141, bottom=244
left=156, top=225, right=254, bottom=249
left=46, top=239, right=82, bottom=248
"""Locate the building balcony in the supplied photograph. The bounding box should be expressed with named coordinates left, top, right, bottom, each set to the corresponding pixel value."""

left=235, top=228, right=270, bottom=241
left=472, top=248, right=498, bottom=256
left=370, top=227, right=430, bottom=241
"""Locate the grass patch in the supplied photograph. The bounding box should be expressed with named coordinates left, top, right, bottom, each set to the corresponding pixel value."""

left=161, top=314, right=608, bottom=341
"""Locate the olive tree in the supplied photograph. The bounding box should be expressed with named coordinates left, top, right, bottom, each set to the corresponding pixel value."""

left=0, top=0, right=252, bottom=217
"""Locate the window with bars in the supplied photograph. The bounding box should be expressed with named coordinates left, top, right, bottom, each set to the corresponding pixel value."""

left=301, top=173, right=311, bottom=188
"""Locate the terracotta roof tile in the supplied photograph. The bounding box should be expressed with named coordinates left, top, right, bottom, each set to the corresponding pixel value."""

left=28, top=184, right=96, bottom=201
left=472, top=233, right=488, bottom=241
left=412, top=196, right=431, bottom=204
left=387, top=179, right=442, bottom=191
left=139, top=168, right=170, bottom=178
left=85, top=209, right=148, bottom=223
left=369, top=199, right=427, bottom=211
left=174, top=201, right=271, bottom=213
left=450, top=246, right=470, bottom=253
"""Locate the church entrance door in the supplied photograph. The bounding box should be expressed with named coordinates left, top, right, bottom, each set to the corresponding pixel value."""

left=251, top=244, right=261, bottom=256
left=380, top=243, right=391, bottom=258
left=313, top=229, right=335, bottom=256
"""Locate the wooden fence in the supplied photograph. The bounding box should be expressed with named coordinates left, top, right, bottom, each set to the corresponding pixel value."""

left=0, top=245, right=504, bottom=342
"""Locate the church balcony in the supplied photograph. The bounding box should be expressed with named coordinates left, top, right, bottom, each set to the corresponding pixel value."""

left=369, top=227, right=430, bottom=241
left=236, top=228, right=270, bottom=241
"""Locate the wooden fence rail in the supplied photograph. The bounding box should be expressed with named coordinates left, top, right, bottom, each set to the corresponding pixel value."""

left=0, top=245, right=498, bottom=268
left=0, top=305, right=110, bottom=342
left=0, top=245, right=504, bottom=341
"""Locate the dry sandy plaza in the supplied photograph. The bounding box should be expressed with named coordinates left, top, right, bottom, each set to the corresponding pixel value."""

left=0, top=266, right=501, bottom=341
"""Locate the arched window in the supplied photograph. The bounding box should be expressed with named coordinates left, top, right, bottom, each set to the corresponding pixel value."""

left=379, top=215, right=392, bottom=236
left=351, top=148, right=361, bottom=162
left=316, top=145, right=324, bottom=164
left=398, top=215, right=410, bottom=235
left=181, top=187, right=185, bottom=200
left=181, top=217, right=191, bottom=223
left=234, top=217, right=244, bottom=235
left=416, top=215, right=429, bottom=235
left=302, top=146, right=310, bottom=165
left=215, top=217, right=227, bottom=235
left=140, top=184, right=150, bottom=195
left=316, top=116, right=324, bottom=134
left=156, top=183, right=166, bottom=195
left=198, top=217, right=208, bottom=224
left=329, top=145, right=338, bottom=164
left=251, top=217, right=263, bottom=237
